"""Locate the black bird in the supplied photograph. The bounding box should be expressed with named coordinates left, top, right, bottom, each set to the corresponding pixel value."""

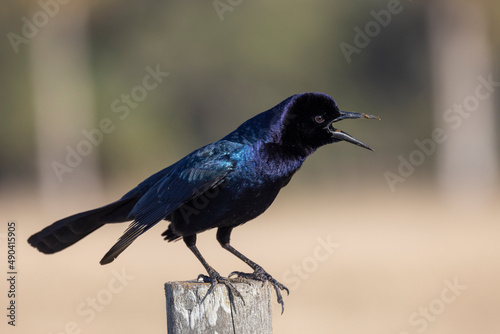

left=28, top=92, right=379, bottom=312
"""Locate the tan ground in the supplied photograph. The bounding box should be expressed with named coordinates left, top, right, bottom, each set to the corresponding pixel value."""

left=2, top=183, right=499, bottom=334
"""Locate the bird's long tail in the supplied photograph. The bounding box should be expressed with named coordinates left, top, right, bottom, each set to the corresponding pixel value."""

left=28, top=197, right=138, bottom=254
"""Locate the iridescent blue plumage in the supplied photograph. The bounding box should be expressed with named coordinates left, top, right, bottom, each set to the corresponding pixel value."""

left=28, top=92, right=378, bottom=312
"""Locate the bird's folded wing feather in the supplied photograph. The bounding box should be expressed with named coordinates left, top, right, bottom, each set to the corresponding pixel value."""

left=100, top=140, right=242, bottom=264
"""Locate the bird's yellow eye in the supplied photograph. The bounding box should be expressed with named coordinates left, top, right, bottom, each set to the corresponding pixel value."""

left=314, top=115, right=325, bottom=123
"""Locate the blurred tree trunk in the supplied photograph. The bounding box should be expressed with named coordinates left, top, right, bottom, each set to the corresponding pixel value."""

left=31, top=4, right=102, bottom=213
left=427, top=0, right=498, bottom=209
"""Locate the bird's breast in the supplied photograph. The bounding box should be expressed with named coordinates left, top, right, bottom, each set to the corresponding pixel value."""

left=169, top=145, right=303, bottom=235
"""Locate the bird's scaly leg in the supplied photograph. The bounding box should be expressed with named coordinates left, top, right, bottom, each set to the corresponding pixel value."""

left=183, top=235, right=243, bottom=305
left=217, top=227, right=289, bottom=313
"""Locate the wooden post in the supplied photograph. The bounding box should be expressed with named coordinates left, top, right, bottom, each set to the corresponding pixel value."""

left=165, top=279, right=273, bottom=334
left=426, top=0, right=498, bottom=207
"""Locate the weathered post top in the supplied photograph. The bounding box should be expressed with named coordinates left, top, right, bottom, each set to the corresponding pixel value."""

left=165, top=279, right=273, bottom=334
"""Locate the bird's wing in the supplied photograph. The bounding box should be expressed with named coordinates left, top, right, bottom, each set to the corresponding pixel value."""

left=100, top=140, right=243, bottom=264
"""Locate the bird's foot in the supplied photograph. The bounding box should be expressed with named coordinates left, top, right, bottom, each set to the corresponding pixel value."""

left=229, top=266, right=289, bottom=314
left=197, top=269, right=244, bottom=306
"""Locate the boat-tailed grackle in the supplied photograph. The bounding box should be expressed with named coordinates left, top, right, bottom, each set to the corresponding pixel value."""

left=28, top=92, right=379, bottom=312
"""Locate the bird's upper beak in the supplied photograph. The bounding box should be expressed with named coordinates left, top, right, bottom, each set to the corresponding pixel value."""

left=328, top=111, right=380, bottom=151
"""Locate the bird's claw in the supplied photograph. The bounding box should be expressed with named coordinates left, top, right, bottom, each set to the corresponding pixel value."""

left=197, top=271, right=244, bottom=306
left=229, top=266, right=289, bottom=314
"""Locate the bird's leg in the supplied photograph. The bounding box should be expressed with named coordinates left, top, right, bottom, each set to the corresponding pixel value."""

left=183, top=235, right=243, bottom=305
left=216, top=227, right=289, bottom=313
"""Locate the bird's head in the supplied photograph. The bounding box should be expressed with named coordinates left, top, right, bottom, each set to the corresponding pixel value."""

left=281, top=92, right=379, bottom=155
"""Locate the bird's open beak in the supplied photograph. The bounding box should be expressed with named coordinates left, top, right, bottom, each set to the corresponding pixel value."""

left=329, top=111, right=380, bottom=151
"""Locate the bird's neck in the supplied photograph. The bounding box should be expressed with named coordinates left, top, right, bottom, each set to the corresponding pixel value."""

left=273, top=132, right=318, bottom=161
left=257, top=141, right=310, bottom=176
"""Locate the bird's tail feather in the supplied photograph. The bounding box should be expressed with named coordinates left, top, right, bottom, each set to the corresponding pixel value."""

left=99, top=206, right=166, bottom=265
left=28, top=197, right=138, bottom=254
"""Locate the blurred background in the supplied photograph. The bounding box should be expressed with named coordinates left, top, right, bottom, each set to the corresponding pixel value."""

left=1, top=0, right=499, bottom=333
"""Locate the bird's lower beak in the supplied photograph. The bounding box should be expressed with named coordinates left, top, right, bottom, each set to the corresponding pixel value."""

left=329, top=111, right=380, bottom=151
